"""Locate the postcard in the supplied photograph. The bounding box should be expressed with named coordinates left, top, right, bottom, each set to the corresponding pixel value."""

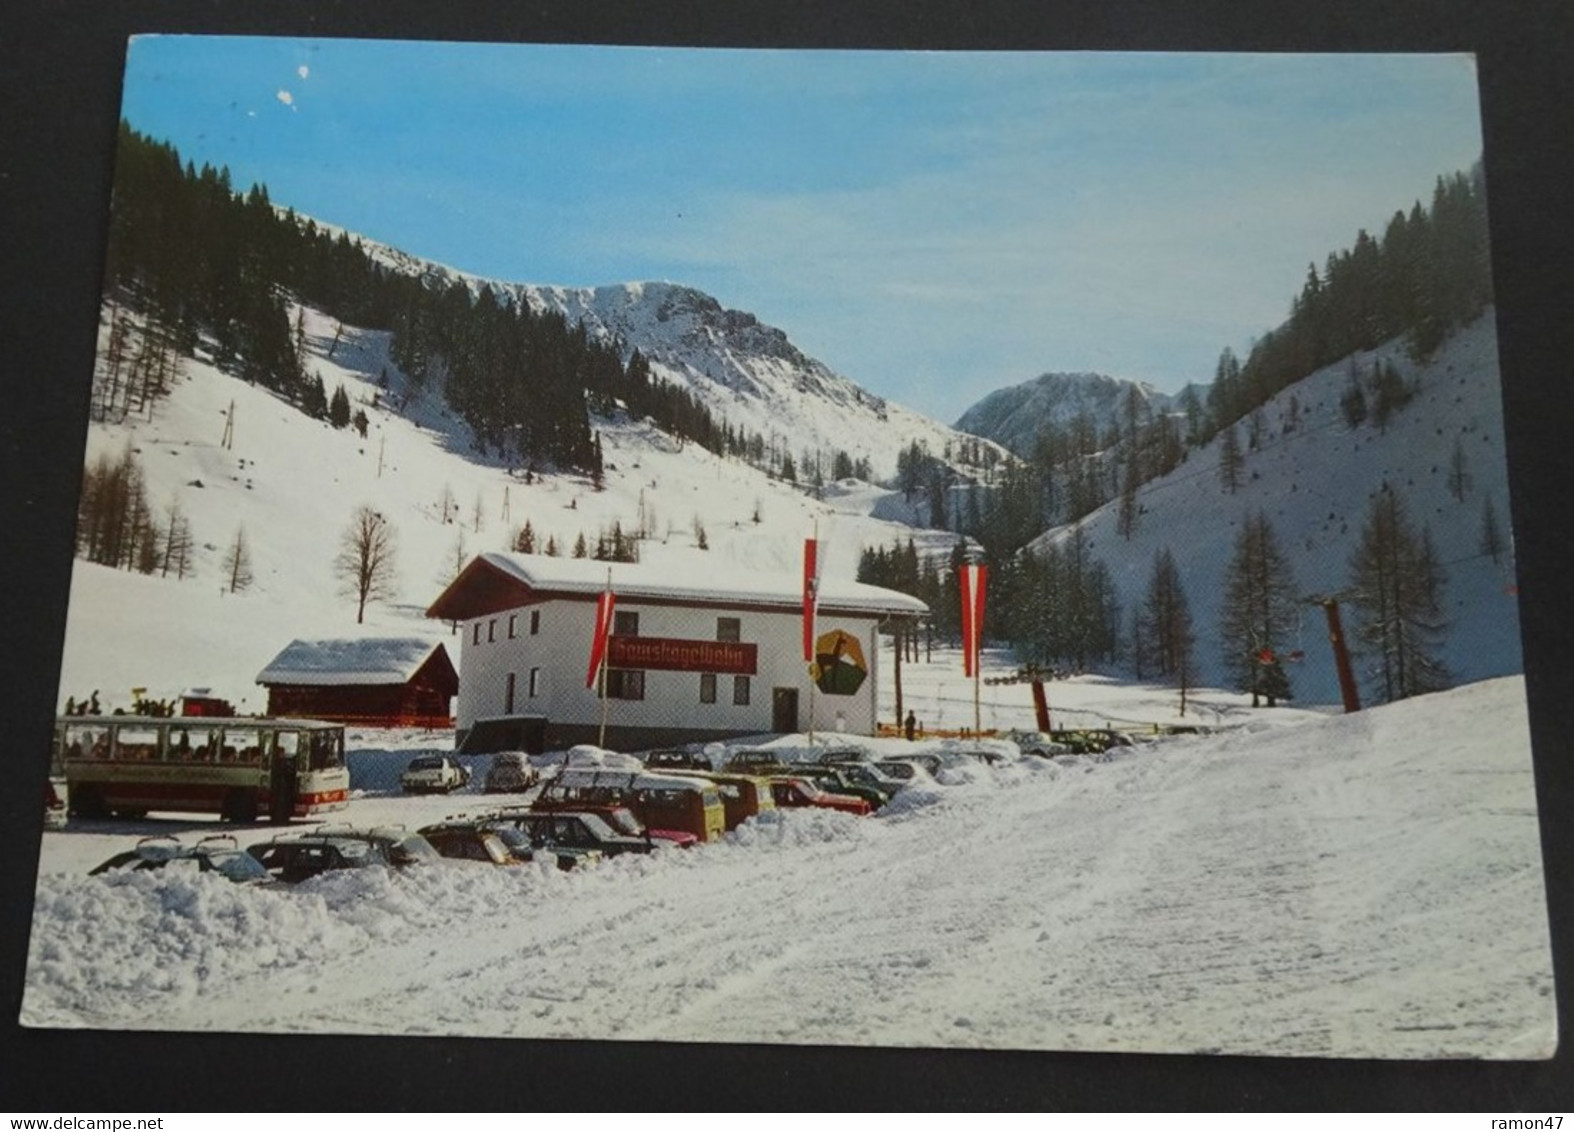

left=20, top=38, right=1555, bottom=1060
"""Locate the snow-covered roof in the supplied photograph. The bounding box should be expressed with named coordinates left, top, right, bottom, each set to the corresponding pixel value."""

left=256, top=638, right=452, bottom=687
left=429, top=552, right=928, bottom=621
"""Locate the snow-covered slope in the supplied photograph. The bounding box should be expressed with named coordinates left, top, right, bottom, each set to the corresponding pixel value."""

left=23, top=674, right=1553, bottom=1058
left=54, top=302, right=961, bottom=713
left=956, top=371, right=1176, bottom=458
left=1032, top=311, right=1520, bottom=705
left=345, top=227, right=1004, bottom=481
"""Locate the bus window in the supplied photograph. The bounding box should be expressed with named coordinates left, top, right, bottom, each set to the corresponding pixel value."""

left=275, top=730, right=302, bottom=765
left=224, top=728, right=263, bottom=765
left=169, top=725, right=219, bottom=763
left=308, top=729, right=343, bottom=770
left=63, top=724, right=109, bottom=761
left=114, top=726, right=162, bottom=761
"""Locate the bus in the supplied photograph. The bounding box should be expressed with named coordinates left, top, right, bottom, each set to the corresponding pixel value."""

left=56, top=716, right=350, bottom=824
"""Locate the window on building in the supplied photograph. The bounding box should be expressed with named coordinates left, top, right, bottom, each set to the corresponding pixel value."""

left=472, top=623, right=482, bottom=646
left=700, top=673, right=717, bottom=704
left=614, top=610, right=640, bottom=637
left=530, top=610, right=541, bottom=635
left=488, top=619, right=497, bottom=642
left=528, top=668, right=541, bottom=698
left=504, top=672, right=516, bottom=715
left=716, top=617, right=741, bottom=642
left=606, top=670, right=645, bottom=701
left=508, top=614, right=517, bottom=639
left=733, top=676, right=751, bottom=706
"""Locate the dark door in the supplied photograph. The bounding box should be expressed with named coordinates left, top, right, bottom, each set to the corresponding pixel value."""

left=268, top=750, right=297, bottom=823
left=772, top=687, right=799, bottom=734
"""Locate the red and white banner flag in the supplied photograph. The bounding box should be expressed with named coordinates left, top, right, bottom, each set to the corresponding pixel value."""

left=960, top=563, right=988, bottom=678
left=585, top=585, right=617, bottom=688
left=802, top=538, right=821, bottom=662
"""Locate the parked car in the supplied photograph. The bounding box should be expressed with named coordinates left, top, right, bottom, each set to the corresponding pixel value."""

left=417, top=818, right=524, bottom=866
left=721, top=748, right=793, bottom=775
left=949, top=745, right=1007, bottom=766
left=489, top=809, right=657, bottom=858
left=882, top=752, right=945, bottom=777
left=1005, top=730, right=1071, bottom=758
left=642, top=749, right=712, bottom=772
left=247, top=826, right=442, bottom=883
left=792, top=765, right=891, bottom=809
left=483, top=752, right=540, bottom=794
left=768, top=776, right=873, bottom=816
left=477, top=808, right=606, bottom=868
left=533, top=769, right=722, bottom=843
left=826, top=762, right=905, bottom=803
left=91, top=834, right=270, bottom=884
left=661, top=770, right=777, bottom=831
left=1047, top=729, right=1135, bottom=755
left=561, top=745, right=644, bottom=771
left=487, top=820, right=600, bottom=870
left=401, top=755, right=471, bottom=795
left=814, top=746, right=875, bottom=766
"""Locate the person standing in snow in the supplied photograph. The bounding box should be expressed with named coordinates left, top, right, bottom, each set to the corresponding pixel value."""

left=904, top=710, right=917, bottom=741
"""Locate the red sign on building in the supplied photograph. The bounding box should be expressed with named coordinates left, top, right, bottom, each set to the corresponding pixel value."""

left=606, top=636, right=757, bottom=675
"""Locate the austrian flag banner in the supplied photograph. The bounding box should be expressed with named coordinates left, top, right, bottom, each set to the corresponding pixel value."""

left=960, top=563, right=988, bottom=678
left=802, top=537, right=821, bottom=662
left=585, top=585, right=617, bottom=688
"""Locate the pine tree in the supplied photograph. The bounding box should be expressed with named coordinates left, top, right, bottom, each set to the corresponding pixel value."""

left=1347, top=488, right=1450, bottom=702
left=1479, top=495, right=1505, bottom=563
left=572, top=531, right=589, bottom=559
left=223, top=526, right=253, bottom=594
left=329, top=383, right=351, bottom=429
left=515, top=519, right=536, bottom=554
left=1446, top=437, right=1471, bottom=501
left=1117, top=455, right=1140, bottom=539
left=160, top=497, right=194, bottom=580
left=1220, top=512, right=1301, bottom=706
left=1138, top=548, right=1195, bottom=681
left=1218, top=425, right=1244, bottom=494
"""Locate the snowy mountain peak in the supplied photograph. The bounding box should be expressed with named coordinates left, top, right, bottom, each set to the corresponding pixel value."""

left=956, top=371, right=1177, bottom=458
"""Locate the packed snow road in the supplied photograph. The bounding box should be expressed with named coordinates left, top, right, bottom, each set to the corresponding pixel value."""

left=22, top=678, right=1554, bottom=1058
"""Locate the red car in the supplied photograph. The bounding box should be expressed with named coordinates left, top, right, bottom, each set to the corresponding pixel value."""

left=768, top=776, right=872, bottom=816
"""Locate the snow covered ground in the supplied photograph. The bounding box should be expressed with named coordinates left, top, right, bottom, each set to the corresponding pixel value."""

left=22, top=670, right=1555, bottom=1059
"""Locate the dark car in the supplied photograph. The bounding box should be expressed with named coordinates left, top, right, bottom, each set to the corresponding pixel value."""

left=480, top=820, right=599, bottom=870
left=247, top=826, right=442, bottom=883
left=483, top=752, right=540, bottom=794
left=488, top=808, right=655, bottom=858
left=418, top=818, right=524, bottom=866
left=642, top=749, right=712, bottom=772
left=825, top=762, right=904, bottom=803
left=91, top=834, right=270, bottom=884
left=721, top=748, right=793, bottom=775
left=814, top=746, right=875, bottom=766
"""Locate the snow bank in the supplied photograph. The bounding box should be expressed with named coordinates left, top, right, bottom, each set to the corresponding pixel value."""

left=23, top=677, right=1554, bottom=1058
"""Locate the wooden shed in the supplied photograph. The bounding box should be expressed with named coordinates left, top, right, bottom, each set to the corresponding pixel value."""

left=256, top=638, right=458, bottom=728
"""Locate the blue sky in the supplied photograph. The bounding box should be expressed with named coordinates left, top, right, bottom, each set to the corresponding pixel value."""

left=120, top=38, right=1486, bottom=422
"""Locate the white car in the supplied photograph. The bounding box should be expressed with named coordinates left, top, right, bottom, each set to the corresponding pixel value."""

left=400, top=755, right=470, bottom=794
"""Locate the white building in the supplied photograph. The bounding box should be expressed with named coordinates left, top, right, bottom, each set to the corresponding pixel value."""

left=426, top=552, right=928, bottom=752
